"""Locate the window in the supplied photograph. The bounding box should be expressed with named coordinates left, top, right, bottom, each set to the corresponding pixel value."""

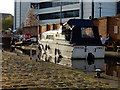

left=114, top=26, right=119, bottom=34
left=52, top=2, right=60, bottom=7
left=39, top=10, right=79, bottom=20
left=39, top=2, right=79, bottom=9
left=40, top=2, right=52, bottom=9
left=81, top=27, right=94, bottom=38
left=64, top=11, right=73, bottom=18
left=117, top=1, right=120, bottom=14
left=46, top=35, right=54, bottom=40
left=73, top=10, right=79, bottom=17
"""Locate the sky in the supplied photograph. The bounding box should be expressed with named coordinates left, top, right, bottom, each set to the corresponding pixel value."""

left=0, top=0, right=14, bottom=16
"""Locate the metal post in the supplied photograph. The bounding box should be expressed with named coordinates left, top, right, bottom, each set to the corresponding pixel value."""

left=30, top=44, right=33, bottom=60
left=60, top=0, right=62, bottom=25
left=99, top=3, right=102, bottom=17
left=20, top=0, right=21, bottom=28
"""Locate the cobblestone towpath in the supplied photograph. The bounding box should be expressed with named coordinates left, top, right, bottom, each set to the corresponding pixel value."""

left=1, top=50, right=117, bottom=89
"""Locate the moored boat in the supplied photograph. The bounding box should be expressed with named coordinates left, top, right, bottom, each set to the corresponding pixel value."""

left=38, top=19, right=105, bottom=71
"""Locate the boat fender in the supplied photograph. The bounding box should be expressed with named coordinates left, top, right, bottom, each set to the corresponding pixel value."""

left=41, top=44, right=44, bottom=50
left=47, top=45, right=51, bottom=49
left=85, top=46, right=87, bottom=52
left=87, top=53, right=94, bottom=65
left=58, top=55, right=63, bottom=58
left=58, top=49, right=63, bottom=58
left=55, top=48, right=57, bottom=55
left=38, top=45, right=41, bottom=50
left=37, top=54, right=40, bottom=60
left=45, top=44, right=47, bottom=50
left=58, top=49, right=61, bottom=54
left=41, top=44, right=45, bottom=54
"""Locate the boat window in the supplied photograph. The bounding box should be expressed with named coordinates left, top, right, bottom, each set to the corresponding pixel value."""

left=81, top=27, right=94, bottom=38
left=46, top=35, right=54, bottom=40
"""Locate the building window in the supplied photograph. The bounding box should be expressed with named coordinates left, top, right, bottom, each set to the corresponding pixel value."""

left=64, top=11, right=73, bottom=18
left=114, top=26, right=119, bottom=34
left=39, top=2, right=52, bottom=9
left=39, top=2, right=79, bottom=9
left=39, top=10, right=79, bottom=20
left=117, top=1, right=120, bottom=14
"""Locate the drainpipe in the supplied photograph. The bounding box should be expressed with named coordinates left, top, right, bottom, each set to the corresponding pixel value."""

left=106, top=17, right=109, bottom=35
left=81, top=0, right=83, bottom=19
left=99, top=3, right=102, bottom=17
left=92, top=0, right=94, bottom=19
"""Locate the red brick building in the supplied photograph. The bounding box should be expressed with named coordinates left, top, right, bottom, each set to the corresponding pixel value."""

left=92, top=15, right=120, bottom=42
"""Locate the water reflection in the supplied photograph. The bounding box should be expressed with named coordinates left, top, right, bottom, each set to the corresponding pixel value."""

left=14, top=47, right=36, bottom=56
left=105, top=60, right=120, bottom=77
left=3, top=46, right=120, bottom=78
left=48, top=56, right=104, bottom=72
left=72, top=59, right=104, bottom=72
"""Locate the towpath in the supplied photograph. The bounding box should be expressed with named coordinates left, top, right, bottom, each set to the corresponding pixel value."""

left=1, top=50, right=119, bottom=89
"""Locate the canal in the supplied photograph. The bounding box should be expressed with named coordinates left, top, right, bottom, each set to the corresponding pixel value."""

left=2, top=46, right=120, bottom=78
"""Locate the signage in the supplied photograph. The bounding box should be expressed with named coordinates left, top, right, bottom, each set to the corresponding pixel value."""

left=25, top=33, right=31, bottom=40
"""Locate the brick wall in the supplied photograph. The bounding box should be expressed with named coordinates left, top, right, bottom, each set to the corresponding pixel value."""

left=40, top=23, right=61, bottom=33
left=23, top=15, right=120, bottom=41
left=108, top=17, right=120, bottom=41
left=40, top=25, right=47, bottom=33
left=93, top=17, right=108, bottom=39
left=23, top=26, right=38, bottom=36
left=49, top=24, right=54, bottom=30
left=117, top=20, right=120, bottom=40
left=93, top=16, right=120, bottom=41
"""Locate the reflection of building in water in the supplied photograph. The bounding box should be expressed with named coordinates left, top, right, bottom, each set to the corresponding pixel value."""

left=105, top=61, right=120, bottom=77
left=72, top=59, right=104, bottom=72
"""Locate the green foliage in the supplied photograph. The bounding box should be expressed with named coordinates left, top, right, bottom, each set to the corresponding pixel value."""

left=2, top=15, right=13, bottom=31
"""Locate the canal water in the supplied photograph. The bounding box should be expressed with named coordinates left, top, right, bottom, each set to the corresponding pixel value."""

left=2, top=46, right=120, bottom=78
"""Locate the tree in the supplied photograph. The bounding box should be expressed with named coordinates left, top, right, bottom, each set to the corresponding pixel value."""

left=2, top=15, right=13, bottom=31
left=16, top=28, right=23, bottom=35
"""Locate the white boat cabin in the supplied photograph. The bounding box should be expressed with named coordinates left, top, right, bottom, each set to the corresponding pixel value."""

left=39, top=19, right=105, bottom=61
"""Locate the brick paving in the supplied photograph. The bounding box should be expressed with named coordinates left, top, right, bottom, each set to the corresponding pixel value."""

left=1, top=50, right=116, bottom=89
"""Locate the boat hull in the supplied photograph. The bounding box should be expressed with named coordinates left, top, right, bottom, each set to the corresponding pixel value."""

left=39, top=41, right=105, bottom=60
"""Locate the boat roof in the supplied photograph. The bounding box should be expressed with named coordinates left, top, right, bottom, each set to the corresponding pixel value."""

left=67, top=19, right=95, bottom=27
